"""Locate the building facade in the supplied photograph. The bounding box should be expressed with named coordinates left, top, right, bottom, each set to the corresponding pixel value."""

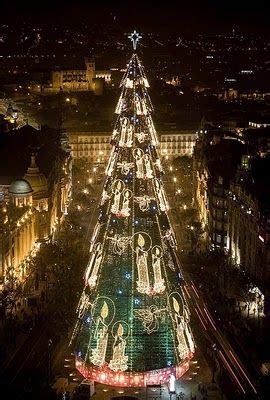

left=68, top=129, right=198, bottom=164
left=194, top=134, right=244, bottom=249
left=194, top=129, right=270, bottom=311
left=226, top=164, right=270, bottom=296
left=51, top=58, right=111, bottom=93
left=159, top=130, right=197, bottom=158
left=0, top=126, right=72, bottom=291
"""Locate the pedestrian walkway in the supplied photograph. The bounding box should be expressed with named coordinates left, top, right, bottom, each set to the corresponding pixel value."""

left=51, top=345, right=223, bottom=400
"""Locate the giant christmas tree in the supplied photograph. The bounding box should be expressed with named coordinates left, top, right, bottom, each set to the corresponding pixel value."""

left=71, top=31, right=195, bottom=387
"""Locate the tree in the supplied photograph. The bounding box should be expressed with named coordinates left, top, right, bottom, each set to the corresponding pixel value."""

left=71, top=32, right=195, bottom=388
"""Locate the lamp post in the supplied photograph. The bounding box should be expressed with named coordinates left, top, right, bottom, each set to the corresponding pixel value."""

left=176, top=188, right=181, bottom=204
left=173, top=176, right=177, bottom=193
left=93, top=167, right=97, bottom=184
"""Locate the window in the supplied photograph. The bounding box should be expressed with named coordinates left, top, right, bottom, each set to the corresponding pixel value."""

left=217, top=222, right=222, bottom=230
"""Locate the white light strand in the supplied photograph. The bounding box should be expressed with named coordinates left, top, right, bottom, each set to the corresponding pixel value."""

left=119, top=117, right=133, bottom=148
left=155, top=158, right=164, bottom=173
left=108, top=321, right=129, bottom=372
left=133, top=232, right=152, bottom=295
left=117, top=161, right=134, bottom=175
left=144, top=154, right=154, bottom=179
left=77, top=291, right=92, bottom=319
left=152, top=246, right=165, bottom=294
left=154, top=178, right=169, bottom=212
left=90, top=298, right=116, bottom=367
left=146, top=116, right=159, bottom=146
left=163, top=229, right=177, bottom=249
left=106, top=147, right=117, bottom=177
left=134, top=148, right=145, bottom=179
left=134, top=305, right=167, bottom=334
left=169, top=294, right=195, bottom=360
left=100, top=189, right=110, bottom=206
left=125, top=77, right=134, bottom=88
left=91, top=317, right=108, bottom=367
left=135, top=131, right=148, bottom=143
left=108, top=234, right=131, bottom=255
left=85, top=242, right=103, bottom=289
left=134, top=195, right=152, bottom=212
left=89, top=222, right=101, bottom=253
left=115, top=92, right=124, bottom=114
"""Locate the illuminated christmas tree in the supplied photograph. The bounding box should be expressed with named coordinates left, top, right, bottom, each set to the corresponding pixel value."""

left=71, top=31, right=195, bottom=387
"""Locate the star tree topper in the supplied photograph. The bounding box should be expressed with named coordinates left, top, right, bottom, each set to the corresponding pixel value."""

left=128, top=30, right=142, bottom=51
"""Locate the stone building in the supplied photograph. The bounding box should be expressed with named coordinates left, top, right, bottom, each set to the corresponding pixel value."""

left=194, top=128, right=270, bottom=311
left=159, top=130, right=198, bottom=158
left=194, top=133, right=244, bottom=249
left=227, top=156, right=270, bottom=301
left=0, top=124, right=72, bottom=290
left=51, top=58, right=111, bottom=93
left=68, top=129, right=197, bottom=164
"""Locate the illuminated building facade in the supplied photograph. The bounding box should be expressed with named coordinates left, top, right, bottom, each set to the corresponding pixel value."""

left=226, top=156, right=270, bottom=299
left=194, top=129, right=270, bottom=311
left=159, top=131, right=197, bottom=158
left=51, top=58, right=111, bottom=93
left=194, top=134, right=244, bottom=249
left=0, top=125, right=72, bottom=290
left=68, top=130, right=197, bottom=164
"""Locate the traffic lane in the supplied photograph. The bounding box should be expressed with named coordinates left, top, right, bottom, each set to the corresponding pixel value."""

left=184, top=281, right=260, bottom=399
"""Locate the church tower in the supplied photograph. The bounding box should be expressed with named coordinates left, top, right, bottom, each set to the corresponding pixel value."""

left=85, top=57, right=95, bottom=90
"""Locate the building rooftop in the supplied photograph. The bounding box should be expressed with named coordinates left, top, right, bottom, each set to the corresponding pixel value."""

left=9, top=179, right=33, bottom=196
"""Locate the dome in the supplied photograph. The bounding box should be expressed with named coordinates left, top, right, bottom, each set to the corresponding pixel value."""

left=23, top=154, right=48, bottom=198
left=9, top=179, right=33, bottom=197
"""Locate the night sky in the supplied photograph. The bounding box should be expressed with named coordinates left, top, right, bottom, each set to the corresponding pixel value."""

left=1, top=0, right=270, bottom=33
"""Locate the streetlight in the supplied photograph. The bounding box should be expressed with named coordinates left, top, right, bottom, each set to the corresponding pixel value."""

left=176, top=188, right=181, bottom=204
left=93, top=167, right=97, bottom=184
left=173, top=176, right=177, bottom=192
